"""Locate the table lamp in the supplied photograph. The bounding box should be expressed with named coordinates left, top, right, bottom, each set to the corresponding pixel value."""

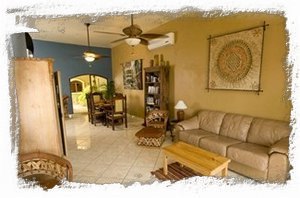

left=175, top=100, right=187, bottom=121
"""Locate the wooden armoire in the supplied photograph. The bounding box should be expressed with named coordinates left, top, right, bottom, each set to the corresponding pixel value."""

left=14, top=58, right=67, bottom=157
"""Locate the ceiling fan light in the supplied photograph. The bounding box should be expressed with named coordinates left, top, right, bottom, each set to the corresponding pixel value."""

left=84, top=56, right=95, bottom=62
left=125, top=37, right=141, bottom=46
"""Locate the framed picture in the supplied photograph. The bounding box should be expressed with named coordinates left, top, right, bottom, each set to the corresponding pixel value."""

left=207, top=24, right=266, bottom=93
left=122, top=59, right=143, bottom=90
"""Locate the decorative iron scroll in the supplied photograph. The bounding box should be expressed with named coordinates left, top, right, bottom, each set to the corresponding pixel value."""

left=207, top=22, right=268, bottom=94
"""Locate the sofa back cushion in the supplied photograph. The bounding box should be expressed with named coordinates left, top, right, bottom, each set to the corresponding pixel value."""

left=247, top=118, right=291, bottom=147
left=197, top=110, right=226, bottom=134
left=219, top=113, right=253, bottom=142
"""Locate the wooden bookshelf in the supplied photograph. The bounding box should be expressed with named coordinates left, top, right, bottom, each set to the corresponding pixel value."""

left=144, top=66, right=169, bottom=122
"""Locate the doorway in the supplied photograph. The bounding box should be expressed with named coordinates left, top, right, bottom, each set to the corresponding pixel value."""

left=69, top=74, right=108, bottom=114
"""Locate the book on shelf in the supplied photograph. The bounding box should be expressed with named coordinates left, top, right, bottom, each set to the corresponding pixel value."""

left=147, top=86, right=160, bottom=94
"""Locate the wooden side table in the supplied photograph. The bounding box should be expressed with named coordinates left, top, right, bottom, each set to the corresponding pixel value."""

left=168, top=119, right=180, bottom=142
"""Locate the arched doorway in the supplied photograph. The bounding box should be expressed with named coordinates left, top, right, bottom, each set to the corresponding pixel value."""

left=69, top=74, right=108, bottom=114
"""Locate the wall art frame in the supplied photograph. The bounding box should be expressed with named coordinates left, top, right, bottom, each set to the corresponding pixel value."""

left=207, top=22, right=268, bottom=95
left=122, top=59, right=143, bottom=90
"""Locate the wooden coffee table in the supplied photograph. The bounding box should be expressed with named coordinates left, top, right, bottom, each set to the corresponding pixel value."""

left=162, top=141, right=231, bottom=177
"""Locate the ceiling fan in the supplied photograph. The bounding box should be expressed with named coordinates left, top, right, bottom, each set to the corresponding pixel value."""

left=94, top=14, right=168, bottom=46
left=82, top=23, right=109, bottom=62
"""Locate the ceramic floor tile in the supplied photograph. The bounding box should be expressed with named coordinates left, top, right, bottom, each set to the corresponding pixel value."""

left=113, top=155, right=138, bottom=166
left=133, top=157, right=157, bottom=168
left=70, top=161, right=90, bottom=174
left=95, top=177, right=124, bottom=185
left=101, top=164, right=132, bottom=179
left=93, top=153, right=118, bottom=165
left=138, top=148, right=161, bottom=158
left=118, top=149, right=142, bottom=158
left=74, top=175, right=99, bottom=184
left=80, top=162, right=110, bottom=177
left=124, top=166, right=154, bottom=181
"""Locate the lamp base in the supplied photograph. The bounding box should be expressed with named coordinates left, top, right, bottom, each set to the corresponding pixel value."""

left=177, top=110, right=184, bottom=122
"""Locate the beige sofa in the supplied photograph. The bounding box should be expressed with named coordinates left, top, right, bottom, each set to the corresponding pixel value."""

left=174, top=109, right=291, bottom=182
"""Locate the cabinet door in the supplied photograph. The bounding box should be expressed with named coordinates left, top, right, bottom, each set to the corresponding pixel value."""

left=14, top=58, right=63, bottom=156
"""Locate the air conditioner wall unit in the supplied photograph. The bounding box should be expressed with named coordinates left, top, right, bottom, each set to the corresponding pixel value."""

left=147, top=32, right=175, bottom=51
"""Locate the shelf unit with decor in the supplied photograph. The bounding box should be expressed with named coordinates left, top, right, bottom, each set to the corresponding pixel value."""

left=144, top=66, right=169, bottom=123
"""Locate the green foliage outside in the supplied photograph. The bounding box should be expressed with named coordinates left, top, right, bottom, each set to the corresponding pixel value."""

left=76, top=80, right=115, bottom=105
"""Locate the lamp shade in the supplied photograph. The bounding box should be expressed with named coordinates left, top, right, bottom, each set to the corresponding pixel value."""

left=175, top=100, right=187, bottom=110
left=125, top=37, right=141, bottom=46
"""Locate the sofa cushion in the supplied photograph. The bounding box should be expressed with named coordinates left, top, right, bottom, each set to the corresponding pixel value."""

left=219, top=113, right=253, bottom=142
left=227, top=142, right=270, bottom=171
left=199, top=135, right=241, bottom=156
left=179, top=129, right=216, bottom=147
left=197, top=110, right=226, bottom=134
left=247, top=118, right=291, bottom=147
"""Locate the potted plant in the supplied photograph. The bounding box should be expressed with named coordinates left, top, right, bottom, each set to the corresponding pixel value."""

left=100, top=80, right=115, bottom=100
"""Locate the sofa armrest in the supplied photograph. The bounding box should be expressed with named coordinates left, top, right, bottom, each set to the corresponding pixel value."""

left=269, top=137, right=289, bottom=155
left=175, top=115, right=199, bottom=131
left=172, top=115, right=199, bottom=142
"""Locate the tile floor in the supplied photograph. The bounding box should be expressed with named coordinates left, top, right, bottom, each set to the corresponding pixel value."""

left=65, top=113, right=247, bottom=186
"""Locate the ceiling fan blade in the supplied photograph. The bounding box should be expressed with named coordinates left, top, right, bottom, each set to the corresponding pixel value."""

left=73, top=56, right=84, bottom=59
left=99, top=55, right=111, bottom=58
left=139, top=37, right=149, bottom=45
left=82, top=51, right=110, bottom=61
left=94, top=30, right=126, bottom=37
left=83, top=51, right=100, bottom=58
left=140, top=33, right=168, bottom=39
left=111, top=37, right=128, bottom=44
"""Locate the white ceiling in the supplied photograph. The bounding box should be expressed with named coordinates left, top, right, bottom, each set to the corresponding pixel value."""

left=24, top=12, right=181, bottom=48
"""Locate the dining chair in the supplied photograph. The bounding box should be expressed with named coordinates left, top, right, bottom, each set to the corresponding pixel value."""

left=86, top=93, right=92, bottom=123
left=106, top=94, right=127, bottom=130
left=90, top=92, right=106, bottom=126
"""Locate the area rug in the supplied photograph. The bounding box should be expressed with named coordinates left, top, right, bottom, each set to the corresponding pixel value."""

left=151, top=162, right=202, bottom=182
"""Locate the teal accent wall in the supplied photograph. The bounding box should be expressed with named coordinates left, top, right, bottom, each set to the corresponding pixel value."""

left=33, top=40, right=112, bottom=113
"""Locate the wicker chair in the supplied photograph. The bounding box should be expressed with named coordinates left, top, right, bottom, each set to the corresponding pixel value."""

left=18, top=152, right=73, bottom=189
left=135, top=110, right=169, bottom=147
left=145, top=110, right=169, bottom=131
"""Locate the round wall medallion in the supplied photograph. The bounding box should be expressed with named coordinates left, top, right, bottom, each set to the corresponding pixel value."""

left=216, top=40, right=252, bottom=83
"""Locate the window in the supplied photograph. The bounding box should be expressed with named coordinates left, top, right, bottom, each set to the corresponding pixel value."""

left=70, top=80, right=83, bottom=92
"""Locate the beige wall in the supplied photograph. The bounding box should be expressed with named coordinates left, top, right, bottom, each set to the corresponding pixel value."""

left=112, top=12, right=291, bottom=122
